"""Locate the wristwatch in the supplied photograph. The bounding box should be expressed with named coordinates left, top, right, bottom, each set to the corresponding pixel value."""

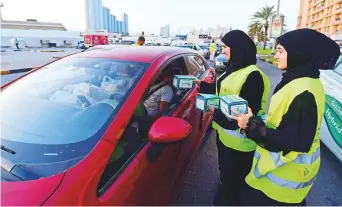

left=239, top=128, right=247, bottom=136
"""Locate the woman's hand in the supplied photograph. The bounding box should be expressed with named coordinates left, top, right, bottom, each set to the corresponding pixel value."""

left=227, top=107, right=253, bottom=129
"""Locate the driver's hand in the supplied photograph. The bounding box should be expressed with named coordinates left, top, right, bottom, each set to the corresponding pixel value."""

left=194, top=78, right=201, bottom=86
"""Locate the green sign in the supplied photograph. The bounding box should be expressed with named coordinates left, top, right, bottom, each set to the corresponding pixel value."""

left=324, top=95, right=342, bottom=148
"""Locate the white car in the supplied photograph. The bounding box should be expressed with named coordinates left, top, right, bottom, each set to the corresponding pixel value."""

left=85, top=44, right=128, bottom=52
left=174, top=44, right=208, bottom=58
left=320, top=56, right=342, bottom=162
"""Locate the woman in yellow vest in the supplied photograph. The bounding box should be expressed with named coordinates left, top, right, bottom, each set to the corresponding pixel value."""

left=209, top=40, right=217, bottom=62
left=229, top=29, right=340, bottom=206
left=209, top=30, right=271, bottom=206
left=131, top=36, right=145, bottom=46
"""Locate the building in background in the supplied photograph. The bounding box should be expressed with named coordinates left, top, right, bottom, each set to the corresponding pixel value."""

left=297, top=0, right=342, bottom=36
left=122, top=13, right=128, bottom=34
left=103, top=7, right=110, bottom=32
left=160, top=24, right=170, bottom=37
left=0, top=19, right=67, bottom=31
left=84, top=0, right=128, bottom=34
left=189, top=26, right=231, bottom=38
left=84, top=0, right=103, bottom=32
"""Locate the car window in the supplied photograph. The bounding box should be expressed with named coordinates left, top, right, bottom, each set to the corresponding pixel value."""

left=98, top=111, right=148, bottom=195
left=177, top=45, right=193, bottom=49
left=0, top=57, right=148, bottom=179
left=186, top=55, right=206, bottom=78
left=335, top=64, right=342, bottom=75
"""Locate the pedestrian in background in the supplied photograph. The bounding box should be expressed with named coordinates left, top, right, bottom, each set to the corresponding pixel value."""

left=209, top=40, right=217, bottom=61
left=229, top=29, right=340, bottom=206
left=15, top=39, right=19, bottom=49
left=209, top=30, right=271, bottom=206
left=132, top=36, right=145, bottom=46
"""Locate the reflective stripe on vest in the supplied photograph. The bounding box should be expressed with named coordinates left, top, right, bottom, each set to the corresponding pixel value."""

left=253, top=150, right=319, bottom=189
left=245, top=78, right=325, bottom=203
left=213, top=65, right=270, bottom=152
left=221, top=127, right=245, bottom=139
left=269, top=148, right=320, bottom=167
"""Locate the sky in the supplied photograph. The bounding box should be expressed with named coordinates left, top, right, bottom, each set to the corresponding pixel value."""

left=1, top=0, right=299, bottom=34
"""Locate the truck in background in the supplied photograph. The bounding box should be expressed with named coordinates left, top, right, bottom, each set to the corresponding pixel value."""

left=83, top=33, right=109, bottom=48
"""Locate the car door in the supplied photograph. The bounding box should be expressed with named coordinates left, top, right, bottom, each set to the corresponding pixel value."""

left=131, top=55, right=204, bottom=205
left=96, top=69, right=182, bottom=206
left=168, top=54, right=216, bottom=187
left=320, top=57, right=342, bottom=163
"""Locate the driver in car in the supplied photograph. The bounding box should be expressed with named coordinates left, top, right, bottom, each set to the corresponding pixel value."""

left=144, top=67, right=174, bottom=119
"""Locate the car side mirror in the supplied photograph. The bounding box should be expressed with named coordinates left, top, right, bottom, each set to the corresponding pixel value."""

left=148, top=117, right=192, bottom=143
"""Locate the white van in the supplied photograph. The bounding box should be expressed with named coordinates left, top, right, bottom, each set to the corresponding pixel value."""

left=320, top=56, right=342, bottom=162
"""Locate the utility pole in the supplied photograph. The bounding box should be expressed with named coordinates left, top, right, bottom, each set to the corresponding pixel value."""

left=272, top=0, right=281, bottom=54
left=0, top=2, right=4, bottom=21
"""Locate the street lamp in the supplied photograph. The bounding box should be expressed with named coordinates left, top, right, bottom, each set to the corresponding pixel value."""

left=0, top=2, right=4, bottom=21
left=272, top=0, right=281, bottom=54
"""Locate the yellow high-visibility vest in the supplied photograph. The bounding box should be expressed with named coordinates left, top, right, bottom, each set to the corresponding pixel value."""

left=212, top=65, right=270, bottom=152
left=209, top=43, right=217, bottom=52
left=245, top=77, right=325, bottom=203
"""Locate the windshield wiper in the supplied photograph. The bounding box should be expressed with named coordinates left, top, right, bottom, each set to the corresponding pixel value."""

left=1, top=145, right=16, bottom=155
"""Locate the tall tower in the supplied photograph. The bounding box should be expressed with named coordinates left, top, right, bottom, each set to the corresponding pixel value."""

left=84, top=0, right=103, bottom=32
left=121, top=13, right=128, bottom=34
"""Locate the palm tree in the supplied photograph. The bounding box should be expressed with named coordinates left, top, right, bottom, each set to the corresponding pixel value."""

left=248, top=22, right=262, bottom=41
left=249, top=5, right=276, bottom=50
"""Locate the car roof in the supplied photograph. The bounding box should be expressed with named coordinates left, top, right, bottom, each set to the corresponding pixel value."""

left=93, top=44, right=127, bottom=48
left=73, top=46, right=196, bottom=62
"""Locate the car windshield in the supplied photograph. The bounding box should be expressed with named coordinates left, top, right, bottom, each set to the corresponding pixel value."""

left=199, top=45, right=208, bottom=49
left=0, top=57, right=148, bottom=176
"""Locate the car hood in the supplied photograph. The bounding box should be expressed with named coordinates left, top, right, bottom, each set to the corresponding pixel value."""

left=1, top=172, right=64, bottom=206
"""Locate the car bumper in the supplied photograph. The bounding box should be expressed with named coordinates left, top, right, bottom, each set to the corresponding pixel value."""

left=214, top=63, right=226, bottom=71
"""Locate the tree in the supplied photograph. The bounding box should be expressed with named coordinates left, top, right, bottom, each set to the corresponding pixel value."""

left=248, top=22, right=262, bottom=42
left=249, top=5, right=276, bottom=50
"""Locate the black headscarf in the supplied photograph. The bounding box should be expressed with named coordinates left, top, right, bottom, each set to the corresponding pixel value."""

left=221, top=30, right=257, bottom=72
left=274, top=29, right=340, bottom=94
left=217, top=30, right=257, bottom=94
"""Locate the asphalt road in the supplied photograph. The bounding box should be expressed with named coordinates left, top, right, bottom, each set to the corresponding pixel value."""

left=1, top=48, right=81, bottom=70
left=1, top=60, right=342, bottom=206
left=174, top=60, right=342, bottom=206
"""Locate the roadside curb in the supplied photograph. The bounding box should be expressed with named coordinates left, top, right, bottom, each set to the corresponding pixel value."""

left=1, top=67, right=36, bottom=75
left=258, top=56, right=278, bottom=66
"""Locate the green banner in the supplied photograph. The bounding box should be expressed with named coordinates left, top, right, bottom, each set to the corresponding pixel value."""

left=324, top=95, right=342, bottom=148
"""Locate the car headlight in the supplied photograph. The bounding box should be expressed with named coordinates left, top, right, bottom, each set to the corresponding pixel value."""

left=215, top=61, right=223, bottom=66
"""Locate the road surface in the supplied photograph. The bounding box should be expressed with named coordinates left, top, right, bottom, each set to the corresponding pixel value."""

left=1, top=59, right=342, bottom=206
left=1, top=48, right=81, bottom=70
left=174, top=60, right=342, bottom=206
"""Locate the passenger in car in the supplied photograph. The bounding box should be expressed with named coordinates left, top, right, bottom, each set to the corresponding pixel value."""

left=143, top=67, right=175, bottom=119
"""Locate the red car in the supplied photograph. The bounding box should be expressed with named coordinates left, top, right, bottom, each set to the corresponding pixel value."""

left=1, top=46, right=215, bottom=205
